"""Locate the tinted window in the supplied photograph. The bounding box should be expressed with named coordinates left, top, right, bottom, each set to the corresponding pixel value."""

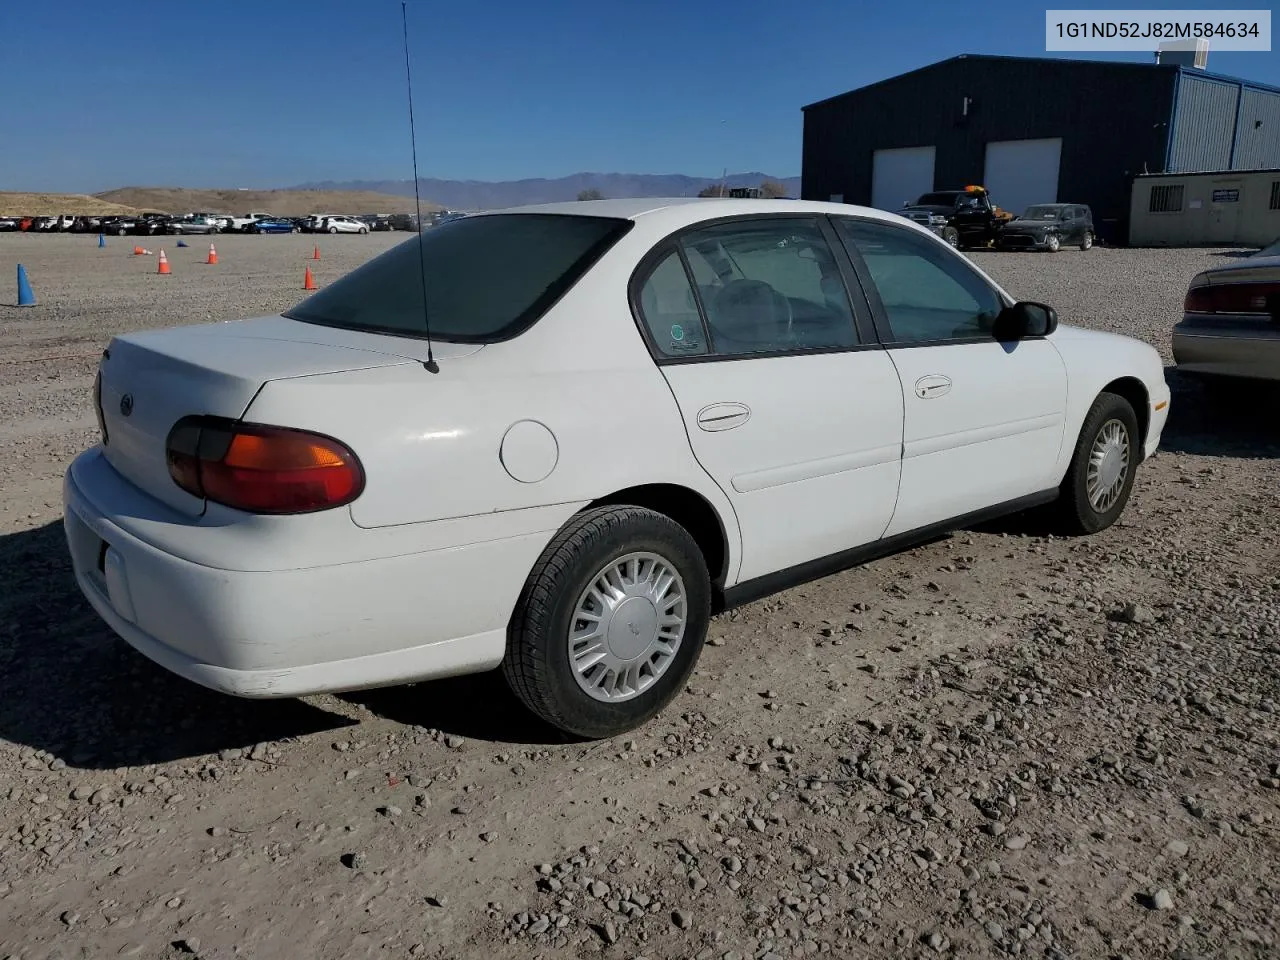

left=636, top=250, right=709, bottom=357
left=1023, top=205, right=1060, bottom=220
left=836, top=219, right=1004, bottom=343
left=284, top=213, right=632, bottom=342
left=675, top=218, right=858, bottom=356
left=917, top=192, right=961, bottom=207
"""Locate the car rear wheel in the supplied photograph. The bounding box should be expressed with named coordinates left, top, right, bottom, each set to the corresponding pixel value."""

left=1080, top=233, right=1093, bottom=251
left=1055, top=392, right=1139, bottom=535
left=503, top=505, right=711, bottom=739
left=328, top=226, right=338, bottom=233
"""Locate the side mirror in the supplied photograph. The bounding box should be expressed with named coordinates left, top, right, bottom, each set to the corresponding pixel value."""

left=993, top=301, right=1057, bottom=341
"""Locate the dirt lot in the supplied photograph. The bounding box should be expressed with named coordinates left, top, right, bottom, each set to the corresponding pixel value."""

left=0, top=233, right=1277, bottom=960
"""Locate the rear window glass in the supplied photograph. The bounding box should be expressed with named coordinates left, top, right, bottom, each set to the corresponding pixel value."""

left=283, top=213, right=633, bottom=342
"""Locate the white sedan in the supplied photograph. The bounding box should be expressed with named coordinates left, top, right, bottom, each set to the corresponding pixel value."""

left=63, top=198, right=1170, bottom=739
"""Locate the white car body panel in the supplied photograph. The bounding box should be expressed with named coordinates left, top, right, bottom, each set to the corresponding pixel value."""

left=1048, top=324, right=1171, bottom=464
left=883, top=339, right=1068, bottom=535
left=661, top=352, right=903, bottom=582
left=62, top=197, right=1170, bottom=701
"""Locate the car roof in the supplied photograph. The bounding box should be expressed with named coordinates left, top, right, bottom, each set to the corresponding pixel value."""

left=468, top=196, right=911, bottom=228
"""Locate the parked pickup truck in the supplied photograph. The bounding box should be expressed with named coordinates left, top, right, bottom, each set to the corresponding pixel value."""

left=899, top=186, right=1014, bottom=249
left=226, top=212, right=272, bottom=232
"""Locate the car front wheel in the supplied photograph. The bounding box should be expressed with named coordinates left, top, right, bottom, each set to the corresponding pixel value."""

left=503, top=505, right=711, bottom=739
left=941, top=226, right=960, bottom=248
left=1045, top=234, right=1060, bottom=252
left=1056, top=392, right=1140, bottom=534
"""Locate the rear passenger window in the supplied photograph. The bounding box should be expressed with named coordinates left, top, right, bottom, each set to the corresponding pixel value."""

left=636, top=250, right=709, bottom=357
left=678, top=218, right=859, bottom=356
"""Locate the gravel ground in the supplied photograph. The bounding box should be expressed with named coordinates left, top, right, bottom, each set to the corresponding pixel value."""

left=0, top=233, right=1277, bottom=960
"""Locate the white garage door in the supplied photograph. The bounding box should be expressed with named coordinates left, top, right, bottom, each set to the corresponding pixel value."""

left=871, top=146, right=936, bottom=211
left=983, top=138, right=1062, bottom=219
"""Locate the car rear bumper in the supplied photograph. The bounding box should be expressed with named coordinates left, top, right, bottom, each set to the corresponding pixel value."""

left=62, top=448, right=554, bottom=699
left=1172, top=321, right=1280, bottom=382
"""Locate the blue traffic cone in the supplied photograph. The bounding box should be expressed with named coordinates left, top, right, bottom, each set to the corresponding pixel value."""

left=98, top=233, right=105, bottom=248
left=16, top=264, right=35, bottom=307
left=176, top=239, right=188, bottom=248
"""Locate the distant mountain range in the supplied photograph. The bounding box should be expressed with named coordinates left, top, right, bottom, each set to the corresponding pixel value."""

left=287, top=172, right=802, bottom=210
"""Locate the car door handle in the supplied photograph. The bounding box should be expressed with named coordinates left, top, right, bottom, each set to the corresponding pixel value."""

left=914, top=375, right=952, bottom=399
left=696, top=402, right=751, bottom=432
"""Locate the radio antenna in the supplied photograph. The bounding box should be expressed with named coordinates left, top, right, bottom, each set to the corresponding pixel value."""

left=401, top=0, right=438, bottom=373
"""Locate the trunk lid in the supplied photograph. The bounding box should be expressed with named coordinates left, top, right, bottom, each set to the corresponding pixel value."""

left=95, top=315, right=480, bottom=515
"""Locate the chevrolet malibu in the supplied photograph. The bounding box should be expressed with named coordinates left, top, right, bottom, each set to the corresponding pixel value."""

left=63, top=198, right=1171, bottom=739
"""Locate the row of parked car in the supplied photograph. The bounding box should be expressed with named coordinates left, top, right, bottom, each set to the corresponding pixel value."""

left=0, top=211, right=467, bottom=236
left=897, top=186, right=1096, bottom=252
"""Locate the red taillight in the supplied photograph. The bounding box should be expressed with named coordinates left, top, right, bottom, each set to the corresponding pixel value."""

left=165, top=417, right=364, bottom=514
left=1184, top=281, right=1280, bottom=316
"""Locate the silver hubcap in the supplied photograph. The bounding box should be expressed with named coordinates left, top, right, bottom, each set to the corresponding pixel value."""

left=569, top=552, right=687, bottom=703
left=1086, top=418, right=1130, bottom=512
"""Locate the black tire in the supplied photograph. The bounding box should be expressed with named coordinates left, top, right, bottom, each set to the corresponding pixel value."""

left=1080, top=233, right=1093, bottom=251
left=941, top=226, right=960, bottom=248
left=502, top=505, right=711, bottom=739
left=1055, top=392, right=1140, bottom=535
left=1045, top=234, right=1061, bottom=252
left=328, top=226, right=338, bottom=234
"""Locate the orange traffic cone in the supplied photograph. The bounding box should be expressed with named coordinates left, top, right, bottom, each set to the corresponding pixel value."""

left=303, top=266, right=316, bottom=290
left=157, top=250, right=170, bottom=275
left=133, top=245, right=145, bottom=256
left=206, top=243, right=218, bottom=265
left=311, top=245, right=320, bottom=261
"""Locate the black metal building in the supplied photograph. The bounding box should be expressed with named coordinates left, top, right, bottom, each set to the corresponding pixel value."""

left=802, top=54, right=1280, bottom=243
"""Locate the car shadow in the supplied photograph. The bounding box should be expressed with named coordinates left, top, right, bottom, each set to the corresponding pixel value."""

left=1207, top=249, right=1259, bottom=259
left=337, top=676, right=574, bottom=747
left=0, top=521, right=354, bottom=771
left=1159, top=367, right=1280, bottom=459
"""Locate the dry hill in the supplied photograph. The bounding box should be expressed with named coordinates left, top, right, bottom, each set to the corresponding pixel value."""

left=95, top=187, right=440, bottom=217
left=0, top=193, right=142, bottom=216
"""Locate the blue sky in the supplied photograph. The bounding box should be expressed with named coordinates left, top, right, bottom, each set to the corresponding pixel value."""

left=0, top=0, right=1275, bottom=192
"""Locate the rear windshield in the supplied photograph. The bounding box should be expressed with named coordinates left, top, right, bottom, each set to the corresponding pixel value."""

left=283, top=213, right=633, bottom=342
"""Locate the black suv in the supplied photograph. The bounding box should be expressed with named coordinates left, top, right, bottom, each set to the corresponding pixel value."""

left=899, top=187, right=1012, bottom=249
left=996, top=203, right=1095, bottom=252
